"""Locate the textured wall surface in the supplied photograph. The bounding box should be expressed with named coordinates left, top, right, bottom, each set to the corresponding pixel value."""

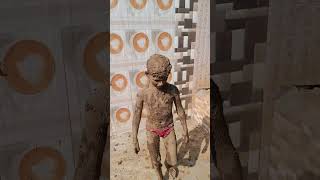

left=174, top=0, right=199, bottom=120
left=110, top=0, right=177, bottom=135
left=259, top=0, right=320, bottom=179
left=0, top=0, right=107, bottom=179
left=0, top=0, right=204, bottom=179
left=269, top=89, right=320, bottom=180
left=194, top=0, right=210, bottom=90
left=110, top=0, right=201, bottom=135
left=193, top=89, right=210, bottom=129
left=212, top=0, right=269, bottom=179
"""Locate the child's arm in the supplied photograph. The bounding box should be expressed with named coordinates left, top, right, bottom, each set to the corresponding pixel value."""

left=173, top=87, right=189, bottom=143
left=132, top=91, right=144, bottom=153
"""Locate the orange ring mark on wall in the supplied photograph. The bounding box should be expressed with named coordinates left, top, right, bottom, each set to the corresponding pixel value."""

left=130, top=0, right=148, bottom=10
left=84, top=32, right=108, bottom=83
left=115, top=107, right=131, bottom=123
left=135, top=71, right=149, bottom=88
left=19, top=147, right=66, bottom=180
left=3, top=40, right=55, bottom=95
left=111, top=74, right=128, bottom=92
left=157, top=32, right=173, bottom=51
left=111, top=0, right=118, bottom=9
left=132, top=32, right=149, bottom=53
left=110, top=33, right=123, bottom=54
left=157, top=0, right=173, bottom=10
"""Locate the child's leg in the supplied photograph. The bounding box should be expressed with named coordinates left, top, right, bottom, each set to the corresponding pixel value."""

left=147, top=131, right=163, bottom=180
left=163, top=130, right=178, bottom=178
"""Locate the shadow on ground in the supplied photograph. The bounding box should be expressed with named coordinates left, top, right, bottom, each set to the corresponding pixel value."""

left=177, top=125, right=209, bottom=167
left=162, top=124, right=210, bottom=179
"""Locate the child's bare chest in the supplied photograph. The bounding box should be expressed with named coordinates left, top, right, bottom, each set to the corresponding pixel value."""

left=144, top=90, right=174, bottom=109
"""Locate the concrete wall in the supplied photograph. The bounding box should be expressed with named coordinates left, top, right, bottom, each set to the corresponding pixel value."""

left=212, top=0, right=269, bottom=179
left=194, top=0, right=210, bottom=90
left=0, top=0, right=107, bottom=179
left=259, top=0, right=320, bottom=179
left=0, top=0, right=204, bottom=179
left=109, top=0, right=176, bottom=135
left=110, top=0, right=203, bottom=134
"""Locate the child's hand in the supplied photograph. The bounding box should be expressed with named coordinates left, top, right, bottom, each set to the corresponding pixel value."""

left=184, top=134, right=189, bottom=144
left=133, top=140, right=140, bottom=154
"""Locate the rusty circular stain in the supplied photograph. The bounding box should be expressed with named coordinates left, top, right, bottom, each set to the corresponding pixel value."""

left=130, top=0, right=148, bottom=10
left=111, top=74, right=128, bottom=92
left=115, top=107, right=131, bottom=123
left=132, top=32, right=149, bottom=53
left=19, top=147, right=66, bottom=180
left=3, top=40, right=55, bottom=95
left=110, top=33, right=123, bottom=54
left=111, top=0, right=118, bottom=9
left=135, top=71, right=149, bottom=88
left=156, top=0, right=173, bottom=10
left=84, top=32, right=108, bottom=83
left=157, top=32, right=173, bottom=51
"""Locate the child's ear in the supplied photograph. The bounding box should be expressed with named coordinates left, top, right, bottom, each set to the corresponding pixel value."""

left=145, top=71, right=151, bottom=79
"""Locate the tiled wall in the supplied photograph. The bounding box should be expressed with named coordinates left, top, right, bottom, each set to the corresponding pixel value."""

left=110, top=0, right=176, bottom=134
left=0, top=0, right=201, bottom=179
left=110, top=0, right=199, bottom=134
left=212, top=1, right=269, bottom=179
left=0, top=1, right=107, bottom=179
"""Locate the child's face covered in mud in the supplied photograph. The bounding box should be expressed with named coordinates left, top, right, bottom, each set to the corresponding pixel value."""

left=147, top=72, right=168, bottom=88
left=145, top=54, right=172, bottom=89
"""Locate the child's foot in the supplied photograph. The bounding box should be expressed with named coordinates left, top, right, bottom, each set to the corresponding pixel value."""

left=164, top=161, right=170, bottom=169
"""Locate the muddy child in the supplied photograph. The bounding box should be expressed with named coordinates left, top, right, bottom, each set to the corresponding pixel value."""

left=132, top=54, right=189, bottom=180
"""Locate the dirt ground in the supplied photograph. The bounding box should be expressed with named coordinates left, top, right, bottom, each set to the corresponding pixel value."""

left=110, top=120, right=211, bottom=180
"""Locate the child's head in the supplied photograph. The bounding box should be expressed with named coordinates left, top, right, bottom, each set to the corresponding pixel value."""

left=145, top=54, right=172, bottom=88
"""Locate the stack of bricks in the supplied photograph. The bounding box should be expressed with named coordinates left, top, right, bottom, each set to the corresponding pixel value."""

left=174, top=0, right=198, bottom=119
left=191, top=0, right=210, bottom=126
left=212, top=0, right=269, bottom=179
left=192, top=89, right=210, bottom=129
left=194, top=0, right=210, bottom=90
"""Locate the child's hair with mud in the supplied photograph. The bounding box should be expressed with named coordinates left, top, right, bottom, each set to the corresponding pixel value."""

left=146, top=54, right=172, bottom=78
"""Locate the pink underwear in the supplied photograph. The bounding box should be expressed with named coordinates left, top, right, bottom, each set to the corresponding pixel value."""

left=147, top=123, right=174, bottom=138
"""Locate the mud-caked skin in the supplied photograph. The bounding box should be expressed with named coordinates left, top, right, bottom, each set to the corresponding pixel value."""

left=132, top=54, right=189, bottom=180
left=140, top=84, right=178, bottom=129
left=211, top=80, right=243, bottom=180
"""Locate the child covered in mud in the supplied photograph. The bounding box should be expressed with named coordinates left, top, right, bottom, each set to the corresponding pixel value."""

left=132, top=54, right=189, bottom=180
